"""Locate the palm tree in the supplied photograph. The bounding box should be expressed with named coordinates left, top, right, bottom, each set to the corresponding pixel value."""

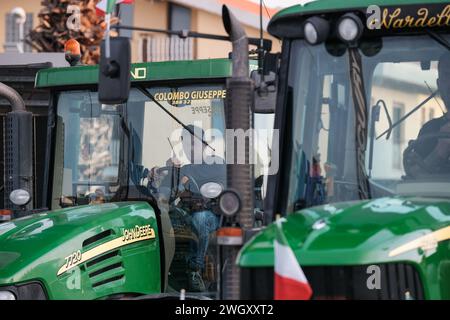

left=27, top=0, right=118, bottom=64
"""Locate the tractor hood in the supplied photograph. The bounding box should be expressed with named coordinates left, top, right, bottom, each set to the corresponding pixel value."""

left=0, top=202, right=157, bottom=285
left=238, top=197, right=450, bottom=267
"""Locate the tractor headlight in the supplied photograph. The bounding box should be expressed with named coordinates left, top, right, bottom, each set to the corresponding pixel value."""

left=303, top=16, right=330, bottom=45
left=337, top=13, right=363, bottom=43
left=200, top=182, right=223, bottom=199
left=9, top=189, right=31, bottom=206
left=0, top=291, right=16, bottom=300
left=0, top=283, right=47, bottom=300
left=219, top=190, right=241, bottom=217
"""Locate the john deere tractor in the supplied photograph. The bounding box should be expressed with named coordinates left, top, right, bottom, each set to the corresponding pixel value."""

left=239, top=0, right=450, bottom=300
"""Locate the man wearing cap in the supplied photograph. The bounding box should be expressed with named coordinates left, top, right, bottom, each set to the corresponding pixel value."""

left=404, top=53, right=450, bottom=177
left=152, top=125, right=226, bottom=292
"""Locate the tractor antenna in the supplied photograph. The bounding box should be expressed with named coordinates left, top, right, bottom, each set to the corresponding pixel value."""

left=258, top=0, right=264, bottom=79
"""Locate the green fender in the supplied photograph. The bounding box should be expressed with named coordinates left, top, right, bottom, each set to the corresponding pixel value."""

left=0, top=202, right=161, bottom=299
left=238, top=197, right=450, bottom=299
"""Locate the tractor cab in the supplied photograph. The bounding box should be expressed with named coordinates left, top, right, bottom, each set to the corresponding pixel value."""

left=47, top=73, right=228, bottom=296
left=276, top=12, right=450, bottom=213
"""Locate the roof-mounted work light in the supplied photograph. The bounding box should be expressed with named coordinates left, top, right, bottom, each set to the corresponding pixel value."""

left=337, top=13, right=364, bottom=44
left=303, top=16, right=330, bottom=45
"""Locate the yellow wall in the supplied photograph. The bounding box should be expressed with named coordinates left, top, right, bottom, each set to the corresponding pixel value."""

left=0, top=0, right=282, bottom=62
left=0, top=0, right=41, bottom=54
left=132, top=2, right=282, bottom=61
left=131, top=0, right=168, bottom=62
left=190, top=9, right=281, bottom=60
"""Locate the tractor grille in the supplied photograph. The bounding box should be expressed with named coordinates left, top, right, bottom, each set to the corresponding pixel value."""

left=0, top=64, right=51, bottom=210
left=241, top=263, right=425, bottom=300
left=86, top=250, right=125, bottom=289
left=82, top=231, right=125, bottom=289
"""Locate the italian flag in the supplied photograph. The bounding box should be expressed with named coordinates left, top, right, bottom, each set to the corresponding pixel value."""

left=96, top=0, right=134, bottom=16
left=274, top=220, right=313, bottom=300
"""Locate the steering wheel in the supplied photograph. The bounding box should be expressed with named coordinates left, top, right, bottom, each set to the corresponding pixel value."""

left=403, top=132, right=450, bottom=177
left=152, top=167, right=200, bottom=191
left=183, top=174, right=201, bottom=194
left=149, top=165, right=202, bottom=197
left=154, top=165, right=174, bottom=175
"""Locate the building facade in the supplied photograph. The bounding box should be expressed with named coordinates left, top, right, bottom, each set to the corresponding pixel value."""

left=0, top=0, right=281, bottom=62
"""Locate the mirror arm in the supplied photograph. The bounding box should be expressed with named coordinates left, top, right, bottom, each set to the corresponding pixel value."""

left=112, top=25, right=272, bottom=51
left=377, top=90, right=438, bottom=140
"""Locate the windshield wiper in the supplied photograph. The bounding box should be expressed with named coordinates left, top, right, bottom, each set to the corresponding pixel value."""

left=425, top=81, right=445, bottom=114
left=425, top=29, right=450, bottom=51
left=377, top=90, right=438, bottom=140
left=137, top=86, right=215, bottom=152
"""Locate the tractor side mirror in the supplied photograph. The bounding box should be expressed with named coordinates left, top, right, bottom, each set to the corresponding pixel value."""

left=251, top=53, right=279, bottom=114
left=99, top=37, right=131, bottom=105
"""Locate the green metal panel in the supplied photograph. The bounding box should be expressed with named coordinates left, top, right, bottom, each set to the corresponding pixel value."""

left=35, top=58, right=232, bottom=88
left=0, top=202, right=161, bottom=299
left=272, top=0, right=450, bottom=19
left=237, top=197, right=450, bottom=299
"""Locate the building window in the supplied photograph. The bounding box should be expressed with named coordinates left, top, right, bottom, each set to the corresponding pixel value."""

left=139, top=35, right=193, bottom=62
left=5, top=12, right=33, bottom=52
left=392, top=103, right=405, bottom=169
left=169, top=3, right=191, bottom=31
left=139, top=3, right=193, bottom=62
left=117, top=3, right=134, bottom=38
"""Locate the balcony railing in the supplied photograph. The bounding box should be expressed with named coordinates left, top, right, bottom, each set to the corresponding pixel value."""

left=139, top=35, right=194, bottom=62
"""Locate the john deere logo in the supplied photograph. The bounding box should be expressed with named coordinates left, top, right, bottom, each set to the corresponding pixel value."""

left=131, top=67, right=147, bottom=80
left=57, top=225, right=155, bottom=276
left=122, top=225, right=155, bottom=242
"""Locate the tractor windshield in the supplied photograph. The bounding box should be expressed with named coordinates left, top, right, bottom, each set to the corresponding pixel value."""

left=283, top=34, right=450, bottom=213
left=51, top=84, right=230, bottom=295
left=51, top=85, right=228, bottom=207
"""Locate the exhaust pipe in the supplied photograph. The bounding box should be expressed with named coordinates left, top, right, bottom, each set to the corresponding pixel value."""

left=222, top=6, right=249, bottom=79
left=0, top=82, right=26, bottom=112
left=0, top=82, right=33, bottom=213
left=222, top=5, right=254, bottom=229
left=221, top=5, right=254, bottom=300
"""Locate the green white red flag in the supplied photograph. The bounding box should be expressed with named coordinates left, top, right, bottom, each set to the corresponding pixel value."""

left=274, top=220, right=313, bottom=300
left=96, top=0, right=134, bottom=16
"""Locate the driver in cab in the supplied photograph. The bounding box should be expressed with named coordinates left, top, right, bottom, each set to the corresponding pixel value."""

left=404, top=53, right=450, bottom=177
left=151, top=125, right=225, bottom=292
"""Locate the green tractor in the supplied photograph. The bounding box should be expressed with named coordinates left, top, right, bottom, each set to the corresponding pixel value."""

left=0, top=6, right=275, bottom=299
left=3, top=0, right=450, bottom=301
left=239, top=0, right=450, bottom=300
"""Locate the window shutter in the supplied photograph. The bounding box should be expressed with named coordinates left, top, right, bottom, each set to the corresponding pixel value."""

left=24, top=13, right=33, bottom=52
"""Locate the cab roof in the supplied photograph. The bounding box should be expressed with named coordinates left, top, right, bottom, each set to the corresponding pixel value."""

left=35, top=58, right=233, bottom=88
left=268, top=0, right=450, bottom=38
left=273, top=0, right=448, bottom=18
